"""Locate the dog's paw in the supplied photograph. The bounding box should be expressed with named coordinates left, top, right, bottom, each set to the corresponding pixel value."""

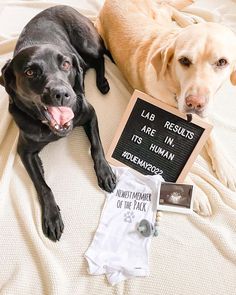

left=95, top=161, right=116, bottom=192
left=97, top=77, right=110, bottom=94
left=42, top=205, right=64, bottom=242
left=193, top=188, right=212, bottom=216
left=212, top=156, right=236, bottom=191
left=206, top=136, right=236, bottom=191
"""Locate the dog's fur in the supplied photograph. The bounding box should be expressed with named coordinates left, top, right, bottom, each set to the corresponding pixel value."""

left=0, top=5, right=116, bottom=241
left=96, top=0, right=236, bottom=215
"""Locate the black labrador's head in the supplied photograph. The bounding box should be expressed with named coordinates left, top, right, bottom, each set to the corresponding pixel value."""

left=0, top=45, right=83, bottom=136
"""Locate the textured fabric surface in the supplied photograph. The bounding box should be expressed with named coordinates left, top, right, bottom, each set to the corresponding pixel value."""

left=0, top=1, right=236, bottom=294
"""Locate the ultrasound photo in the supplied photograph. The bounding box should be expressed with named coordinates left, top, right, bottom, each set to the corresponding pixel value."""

left=157, top=182, right=193, bottom=214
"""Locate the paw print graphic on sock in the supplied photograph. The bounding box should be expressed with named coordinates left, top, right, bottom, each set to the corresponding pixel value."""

left=124, top=211, right=135, bottom=223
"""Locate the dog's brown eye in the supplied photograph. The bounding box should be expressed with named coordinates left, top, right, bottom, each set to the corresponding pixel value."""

left=179, top=57, right=191, bottom=67
left=216, top=58, right=228, bottom=67
left=62, top=61, right=71, bottom=71
left=25, top=69, right=35, bottom=77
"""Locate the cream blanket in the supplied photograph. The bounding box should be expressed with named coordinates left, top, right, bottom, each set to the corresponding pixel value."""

left=0, top=0, right=236, bottom=294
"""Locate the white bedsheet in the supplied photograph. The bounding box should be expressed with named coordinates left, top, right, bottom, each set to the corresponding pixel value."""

left=0, top=1, right=236, bottom=294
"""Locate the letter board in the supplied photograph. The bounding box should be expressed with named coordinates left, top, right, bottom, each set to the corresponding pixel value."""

left=107, top=90, right=212, bottom=182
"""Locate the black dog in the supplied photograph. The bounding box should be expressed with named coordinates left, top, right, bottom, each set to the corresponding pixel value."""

left=0, top=5, right=116, bottom=241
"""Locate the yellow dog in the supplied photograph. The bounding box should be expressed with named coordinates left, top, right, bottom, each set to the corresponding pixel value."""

left=96, top=0, right=236, bottom=215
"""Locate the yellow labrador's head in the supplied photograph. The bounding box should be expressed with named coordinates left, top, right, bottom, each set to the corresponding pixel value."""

left=151, top=22, right=236, bottom=117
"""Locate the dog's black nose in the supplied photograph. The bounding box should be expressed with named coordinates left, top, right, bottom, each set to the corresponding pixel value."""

left=51, top=87, right=71, bottom=104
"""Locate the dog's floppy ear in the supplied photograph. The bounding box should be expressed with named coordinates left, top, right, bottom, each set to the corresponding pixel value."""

left=72, top=54, right=84, bottom=94
left=230, top=68, right=236, bottom=85
left=0, top=59, right=16, bottom=98
left=151, top=37, right=176, bottom=80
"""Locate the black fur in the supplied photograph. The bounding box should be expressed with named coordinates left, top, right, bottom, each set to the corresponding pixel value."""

left=0, top=5, right=116, bottom=241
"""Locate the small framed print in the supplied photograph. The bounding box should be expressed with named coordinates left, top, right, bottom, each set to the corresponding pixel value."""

left=157, top=182, right=194, bottom=214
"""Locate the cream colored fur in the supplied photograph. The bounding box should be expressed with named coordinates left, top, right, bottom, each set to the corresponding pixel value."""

left=96, top=0, right=236, bottom=215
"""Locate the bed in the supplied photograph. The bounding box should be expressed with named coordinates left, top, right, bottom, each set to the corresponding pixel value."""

left=0, top=0, right=236, bottom=294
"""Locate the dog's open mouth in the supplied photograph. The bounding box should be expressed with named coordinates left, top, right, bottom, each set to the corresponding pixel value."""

left=42, top=106, right=74, bottom=134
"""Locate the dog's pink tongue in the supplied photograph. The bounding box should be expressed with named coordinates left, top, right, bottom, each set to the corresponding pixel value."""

left=47, top=106, right=74, bottom=126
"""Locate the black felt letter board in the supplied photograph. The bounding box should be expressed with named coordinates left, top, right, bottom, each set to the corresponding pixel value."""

left=107, top=90, right=212, bottom=183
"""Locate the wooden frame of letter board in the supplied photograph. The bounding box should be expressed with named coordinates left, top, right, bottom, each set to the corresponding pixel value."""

left=106, top=89, right=213, bottom=183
